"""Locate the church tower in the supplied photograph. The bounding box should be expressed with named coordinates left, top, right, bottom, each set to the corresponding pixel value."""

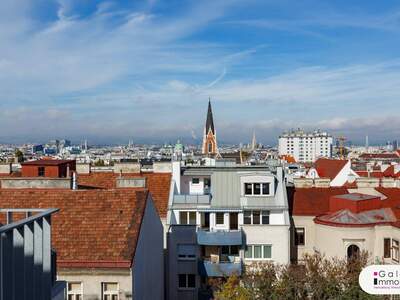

left=202, top=99, right=219, bottom=156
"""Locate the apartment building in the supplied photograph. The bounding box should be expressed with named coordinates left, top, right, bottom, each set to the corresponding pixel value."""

left=279, top=129, right=333, bottom=162
left=0, top=159, right=170, bottom=300
left=166, top=161, right=290, bottom=300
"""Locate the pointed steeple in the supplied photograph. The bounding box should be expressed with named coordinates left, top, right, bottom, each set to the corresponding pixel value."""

left=205, top=98, right=215, bottom=134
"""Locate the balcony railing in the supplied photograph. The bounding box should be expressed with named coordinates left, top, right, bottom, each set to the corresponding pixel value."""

left=0, top=208, right=62, bottom=300
left=173, top=194, right=211, bottom=205
left=197, top=229, right=243, bottom=246
left=198, top=259, right=242, bottom=277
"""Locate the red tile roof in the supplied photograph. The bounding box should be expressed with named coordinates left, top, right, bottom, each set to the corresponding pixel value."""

left=359, top=153, right=400, bottom=160
left=293, top=187, right=400, bottom=228
left=314, top=158, right=348, bottom=180
left=280, top=155, right=296, bottom=163
left=0, top=189, right=149, bottom=269
left=77, top=172, right=171, bottom=218
left=292, top=187, right=349, bottom=216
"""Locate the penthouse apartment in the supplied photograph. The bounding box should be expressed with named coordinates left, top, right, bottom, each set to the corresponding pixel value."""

left=0, top=159, right=171, bottom=300
left=166, top=160, right=290, bottom=300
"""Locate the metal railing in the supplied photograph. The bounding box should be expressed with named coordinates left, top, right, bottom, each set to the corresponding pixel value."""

left=0, top=208, right=60, bottom=300
left=173, top=194, right=211, bottom=204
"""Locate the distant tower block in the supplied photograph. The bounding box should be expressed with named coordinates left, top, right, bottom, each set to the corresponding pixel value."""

left=251, top=130, right=257, bottom=151
left=202, top=99, right=219, bottom=157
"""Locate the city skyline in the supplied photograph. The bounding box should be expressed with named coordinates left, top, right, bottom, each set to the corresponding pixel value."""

left=1, top=0, right=400, bottom=144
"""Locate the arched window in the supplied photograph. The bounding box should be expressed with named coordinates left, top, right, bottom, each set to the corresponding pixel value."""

left=347, top=244, right=360, bottom=260
left=208, top=142, right=213, bottom=153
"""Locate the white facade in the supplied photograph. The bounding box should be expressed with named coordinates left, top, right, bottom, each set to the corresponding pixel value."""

left=293, top=216, right=400, bottom=264
left=279, top=129, right=333, bottom=162
left=167, top=162, right=290, bottom=299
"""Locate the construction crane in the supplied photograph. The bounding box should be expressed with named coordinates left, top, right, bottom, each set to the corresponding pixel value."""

left=337, top=135, right=347, bottom=159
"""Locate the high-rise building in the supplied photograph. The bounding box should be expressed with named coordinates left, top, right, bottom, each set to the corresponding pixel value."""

left=278, top=129, right=333, bottom=162
left=202, top=99, right=219, bottom=157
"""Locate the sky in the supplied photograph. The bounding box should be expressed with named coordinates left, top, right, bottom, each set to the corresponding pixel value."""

left=1, top=0, right=400, bottom=145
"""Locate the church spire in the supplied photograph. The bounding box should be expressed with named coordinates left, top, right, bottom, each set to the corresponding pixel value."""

left=202, top=98, right=219, bottom=156
left=205, top=97, right=215, bottom=134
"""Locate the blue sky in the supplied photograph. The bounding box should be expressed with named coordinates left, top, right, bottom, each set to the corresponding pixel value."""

left=1, top=0, right=400, bottom=145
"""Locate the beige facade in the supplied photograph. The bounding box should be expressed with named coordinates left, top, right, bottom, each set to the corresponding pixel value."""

left=292, top=215, right=400, bottom=264
left=59, top=269, right=132, bottom=300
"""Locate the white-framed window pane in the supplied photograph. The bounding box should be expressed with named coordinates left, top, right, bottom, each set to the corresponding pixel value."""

left=261, top=211, right=270, bottom=225
left=243, top=211, right=251, bottom=224
left=263, top=245, right=272, bottom=258
left=253, top=211, right=260, bottom=224
left=179, top=211, right=187, bottom=225
left=253, top=183, right=261, bottom=195
left=244, top=183, right=252, bottom=195
left=192, top=178, right=200, bottom=184
left=262, top=183, right=270, bottom=195
left=245, top=245, right=252, bottom=258
left=254, top=245, right=262, bottom=258
left=216, top=213, right=224, bottom=225
left=189, top=212, right=196, bottom=225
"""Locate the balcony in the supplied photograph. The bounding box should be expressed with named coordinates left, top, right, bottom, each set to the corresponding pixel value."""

left=0, top=208, right=65, bottom=300
left=173, top=194, right=211, bottom=205
left=197, top=229, right=243, bottom=246
left=198, top=258, right=242, bottom=277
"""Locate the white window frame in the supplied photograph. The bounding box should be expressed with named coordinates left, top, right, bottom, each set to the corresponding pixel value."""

left=393, top=239, right=399, bottom=262
left=244, top=244, right=272, bottom=260
left=215, top=212, right=225, bottom=225
left=243, top=182, right=271, bottom=196
left=178, top=274, right=196, bottom=290
left=67, top=282, right=83, bottom=300
left=179, top=211, right=197, bottom=225
left=101, top=282, right=119, bottom=300
left=243, top=210, right=270, bottom=225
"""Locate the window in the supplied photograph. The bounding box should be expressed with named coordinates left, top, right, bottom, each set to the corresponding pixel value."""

left=253, top=183, right=261, bottom=195
left=261, top=211, right=270, bottom=225
left=243, top=183, right=271, bottom=196
left=216, top=212, right=224, bottom=225
left=221, top=245, right=239, bottom=256
left=393, top=239, right=399, bottom=262
left=67, top=282, right=82, bottom=300
left=192, top=178, right=200, bottom=184
left=254, top=245, right=262, bottom=258
left=244, top=211, right=251, bottom=224
left=263, top=245, right=272, bottom=258
left=262, top=183, right=270, bottom=195
left=179, top=211, right=196, bottom=225
left=245, top=245, right=252, bottom=259
left=245, top=244, right=272, bottom=260
left=178, top=244, right=196, bottom=260
left=38, top=166, right=45, bottom=177
left=178, top=274, right=196, bottom=289
left=295, top=228, right=305, bottom=246
left=101, top=282, right=119, bottom=300
left=253, top=211, right=260, bottom=224
left=243, top=210, right=270, bottom=225
left=208, top=142, right=212, bottom=153
left=244, top=183, right=252, bottom=195
left=384, top=238, right=391, bottom=258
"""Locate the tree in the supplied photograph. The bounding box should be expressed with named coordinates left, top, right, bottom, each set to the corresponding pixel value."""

left=213, top=253, right=382, bottom=300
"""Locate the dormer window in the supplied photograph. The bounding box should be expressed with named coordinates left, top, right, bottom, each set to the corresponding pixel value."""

left=244, top=183, right=270, bottom=196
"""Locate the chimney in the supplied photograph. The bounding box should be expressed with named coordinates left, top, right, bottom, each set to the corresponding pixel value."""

left=72, top=172, right=78, bottom=190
